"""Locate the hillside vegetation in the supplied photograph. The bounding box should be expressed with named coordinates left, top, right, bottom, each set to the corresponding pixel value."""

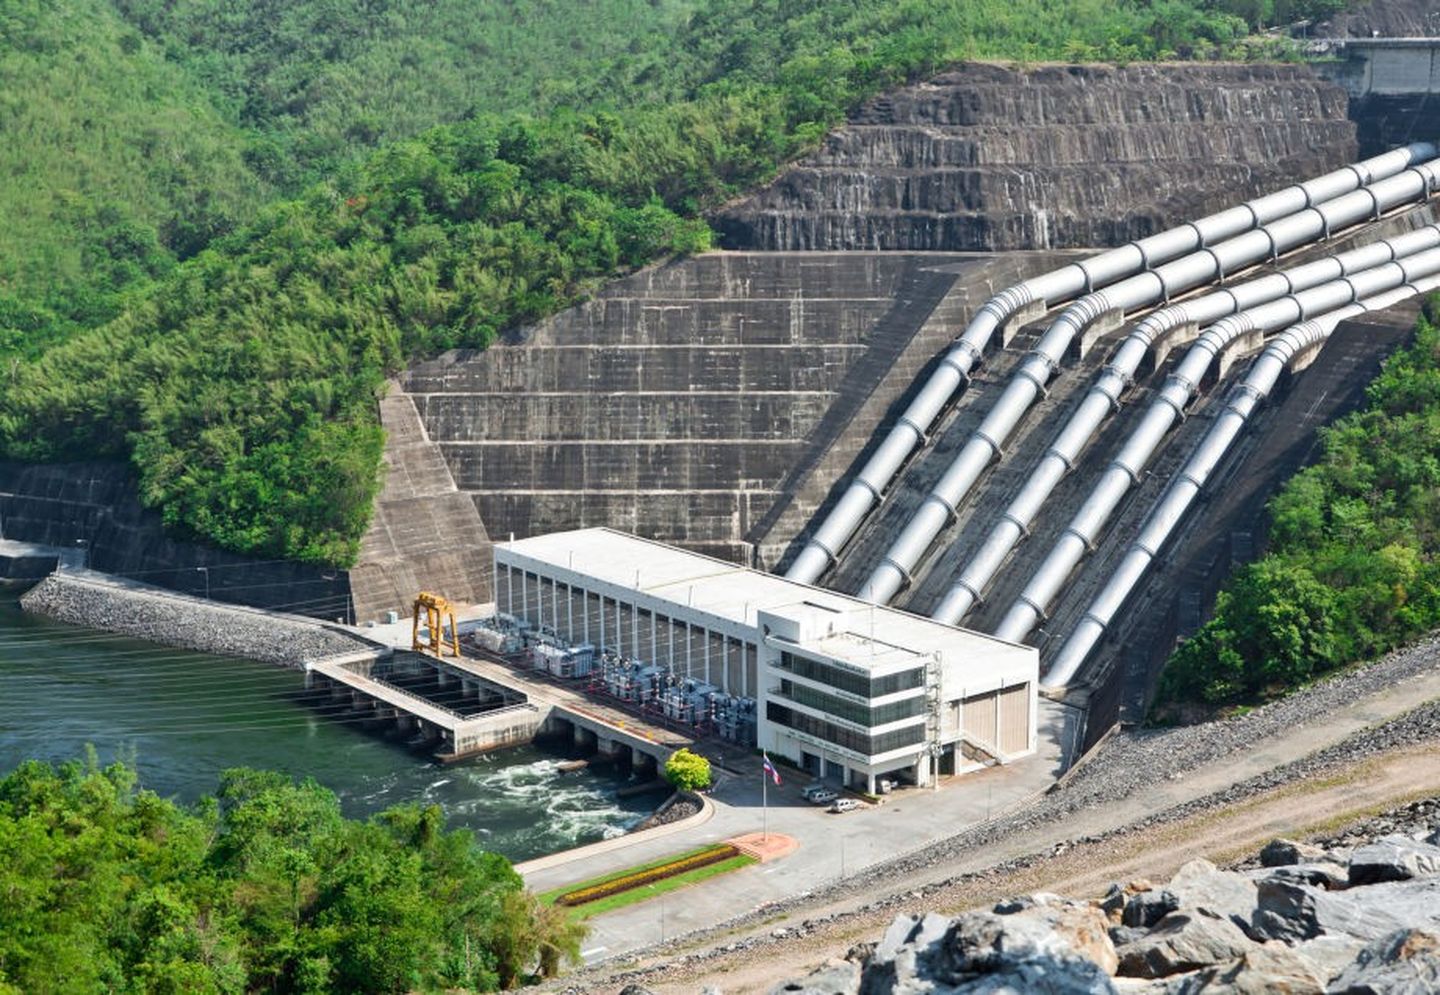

left=1160, top=299, right=1440, bottom=707
left=0, top=756, right=583, bottom=992
left=0, top=0, right=695, bottom=361
left=1, top=0, right=1360, bottom=565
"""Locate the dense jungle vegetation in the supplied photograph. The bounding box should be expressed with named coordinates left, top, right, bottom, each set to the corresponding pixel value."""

left=0, top=755, right=584, bottom=993
left=1160, top=299, right=1440, bottom=707
left=0, top=0, right=1356, bottom=565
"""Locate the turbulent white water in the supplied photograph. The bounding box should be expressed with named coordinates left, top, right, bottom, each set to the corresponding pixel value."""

left=0, top=596, right=661, bottom=862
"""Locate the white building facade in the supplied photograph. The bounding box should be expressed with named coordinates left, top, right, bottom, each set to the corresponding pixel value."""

left=494, top=528, right=1038, bottom=791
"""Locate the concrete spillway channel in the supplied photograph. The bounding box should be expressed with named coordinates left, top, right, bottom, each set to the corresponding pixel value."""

left=784, top=143, right=1439, bottom=588
left=930, top=222, right=1440, bottom=626
left=992, top=244, right=1440, bottom=645
left=853, top=146, right=1440, bottom=606
left=1044, top=272, right=1440, bottom=687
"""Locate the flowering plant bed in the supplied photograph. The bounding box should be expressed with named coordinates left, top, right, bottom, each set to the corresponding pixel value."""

left=556, top=843, right=739, bottom=907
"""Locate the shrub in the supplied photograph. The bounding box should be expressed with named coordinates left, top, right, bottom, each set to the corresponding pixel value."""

left=663, top=748, right=712, bottom=791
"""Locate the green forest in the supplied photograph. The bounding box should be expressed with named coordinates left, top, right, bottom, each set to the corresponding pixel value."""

left=0, top=0, right=1355, bottom=565
left=0, top=755, right=584, bottom=993
left=1160, top=299, right=1440, bottom=708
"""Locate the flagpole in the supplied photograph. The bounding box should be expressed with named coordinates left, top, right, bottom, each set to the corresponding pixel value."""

left=762, top=756, right=768, bottom=841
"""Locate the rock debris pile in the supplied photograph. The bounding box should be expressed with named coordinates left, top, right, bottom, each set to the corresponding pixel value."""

left=21, top=572, right=376, bottom=667
left=776, top=817, right=1440, bottom=994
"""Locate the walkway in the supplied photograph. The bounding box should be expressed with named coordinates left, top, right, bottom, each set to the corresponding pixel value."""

left=523, top=699, right=1081, bottom=964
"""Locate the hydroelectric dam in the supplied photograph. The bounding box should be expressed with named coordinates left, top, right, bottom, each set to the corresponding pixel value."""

left=8, top=52, right=1440, bottom=762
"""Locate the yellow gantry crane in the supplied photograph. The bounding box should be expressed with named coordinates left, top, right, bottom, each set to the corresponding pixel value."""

left=412, top=591, right=460, bottom=658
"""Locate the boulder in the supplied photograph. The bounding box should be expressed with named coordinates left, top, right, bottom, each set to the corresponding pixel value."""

left=1250, top=878, right=1440, bottom=943
left=861, top=906, right=1117, bottom=994
left=1114, top=911, right=1256, bottom=979
left=772, top=958, right=861, bottom=995
left=1348, top=835, right=1440, bottom=885
left=1328, top=928, right=1440, bottom=994
left=1248, top=861, right=1348, bottom=891
left=1167, top=943, right=1326, bottom=993
left=1100, top=883, right=1127, bottom=923
left=1293, top=934, right=1366, bottom=983
left=1260, top=839, right=1328, bottom=868
left=1123, top=890, right=1179, bottom=929
left=1165, top=859, right=1260, bottom=935
left=946, top=959, right=1118, bottom=994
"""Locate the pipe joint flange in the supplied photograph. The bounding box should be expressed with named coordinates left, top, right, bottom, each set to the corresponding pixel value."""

left=1177, top=468, right=1207, bottom=492
left=941, top=351, right=975, bottom=381
left=953, top=578, right=985, bottom=608
left=1062, top=524, right=1097, bottom=553
left=1241, top=202, right=1261, bottom=229
left=1131, top=533, right=1164, bottom=560
left=1015, top=593, right=1049, bottom=623
left=1201, top=247, right=1225, bottom=285
left=1016, top=361, right=1051, bottom=396
left=878, top=556, right=914, bottom=591
left=805, top=536, right=838, bottom=566
left=1110, top=457, right=1145, bottom=487
left=854, top=475, right=885, bottom=504
left=1044, top=445, right=1077, bottom=472
left=1001, top=510, right=1032, bottom=538
left=1079, top=610, right=1111, bottom=637
left=974, top=428, right=1006, bottom=461
left=1406, top=165, right=1436, bottom=202
left=1234, top=381, right=1266, bottom=405
left=923, top=492, right=959, bottom=525
left=1156, top=390, right=1189, bottom=423
left=1365, top=186, right=1383, bottom=221
left=897, top=415, right=929, bottom=446
left=1343, top=162, right=1370, bottom=189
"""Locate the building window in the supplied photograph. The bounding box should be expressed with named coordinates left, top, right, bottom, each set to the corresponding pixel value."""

left=777, top=680, right=925, bottom=728
left=776, top=652, right=923, bottom=699
left=766, top=703, right=925, bottom=756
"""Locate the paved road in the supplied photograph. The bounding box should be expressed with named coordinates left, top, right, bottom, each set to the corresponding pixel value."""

left=523, top=699, right=1081, bottom=964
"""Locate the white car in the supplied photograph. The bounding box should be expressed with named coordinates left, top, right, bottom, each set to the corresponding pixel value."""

left=828, top=798, right=861, bottom=813
left=807, top=789, right=838, bottom=805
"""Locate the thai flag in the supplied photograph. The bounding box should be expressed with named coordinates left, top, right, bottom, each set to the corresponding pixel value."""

left=762, top=752, right=781, bottom=785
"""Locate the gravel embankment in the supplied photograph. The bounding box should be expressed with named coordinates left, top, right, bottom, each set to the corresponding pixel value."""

left=21, top=571, right=378, bottom=667
left=558, top=640, right=1440, bottom=991
left=1060, top=632, right=1440, bottom=804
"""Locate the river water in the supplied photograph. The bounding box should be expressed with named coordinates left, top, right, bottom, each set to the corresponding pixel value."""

left=0, top=595, right=657, bottom=862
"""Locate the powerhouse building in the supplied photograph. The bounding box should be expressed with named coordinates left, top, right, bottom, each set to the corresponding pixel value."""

left=494, top=528, right=1038, bottom=791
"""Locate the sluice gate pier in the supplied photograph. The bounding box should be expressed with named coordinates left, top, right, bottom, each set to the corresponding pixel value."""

left=304, top=646, right=679, bottom=769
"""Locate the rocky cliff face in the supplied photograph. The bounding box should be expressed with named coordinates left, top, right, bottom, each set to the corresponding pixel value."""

left=1315, top=0, right=1437, bottom=38
left=778, top=802, right=1440, bottom=994
left=717, top=63, right=1355, bottom=252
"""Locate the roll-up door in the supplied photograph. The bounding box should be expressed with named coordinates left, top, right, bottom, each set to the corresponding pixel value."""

left=999, top=683, right=1031, bottom=755
left=962, top=692, right=998, bottom=751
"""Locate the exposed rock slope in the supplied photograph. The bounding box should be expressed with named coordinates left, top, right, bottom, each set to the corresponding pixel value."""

left=717, top=64, right=1354, bottom=252
left=779, top=809, right=1440, bottom=994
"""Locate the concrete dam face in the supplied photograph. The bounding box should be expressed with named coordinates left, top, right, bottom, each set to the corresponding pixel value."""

left=356, top=62, right=1363, bottom=622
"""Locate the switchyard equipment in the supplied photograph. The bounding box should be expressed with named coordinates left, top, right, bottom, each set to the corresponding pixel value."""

left=787, top=143, right=1438, bottom=588
left=496, top=528, right=1037, bottom=791
left=411, top=591, right=460, bottom=658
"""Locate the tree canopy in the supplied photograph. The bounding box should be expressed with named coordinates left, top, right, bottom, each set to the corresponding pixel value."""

left=0, top=754, right=584, bottom=992
left=1159, top=300, right=1440, bottom=708
left=0, top=0, right=1363, bottom=565
left=664, top=748, right=712, bottom=791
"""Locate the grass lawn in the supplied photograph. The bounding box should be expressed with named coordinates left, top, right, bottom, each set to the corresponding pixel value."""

left=539, top=843, right=758, bottom=919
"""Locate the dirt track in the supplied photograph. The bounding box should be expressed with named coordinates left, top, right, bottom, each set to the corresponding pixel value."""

left=651, top=741, right=1440, bottom=994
